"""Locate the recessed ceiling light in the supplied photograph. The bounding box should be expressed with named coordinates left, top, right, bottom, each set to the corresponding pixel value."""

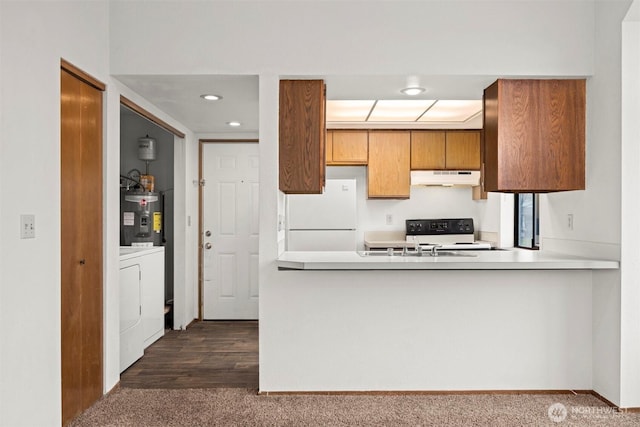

left=200, top=94, right=222, bottom=101
left=227, top=121, right=241, bottom=127
left=400, top=87, right=426, bottom=96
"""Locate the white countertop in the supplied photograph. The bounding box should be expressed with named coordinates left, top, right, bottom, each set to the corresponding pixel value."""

left=277, top=249, right=619, bottom=270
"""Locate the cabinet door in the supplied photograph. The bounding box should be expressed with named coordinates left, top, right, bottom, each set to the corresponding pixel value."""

left=330, top=130, right=368, bottom=165
left=483, top=79, right=585, bottom=192
left=368, top=131, right=410, bottom=198
left=445, top=131, right=481, bottom=170
left=410, top=131, right=445, bottom=170
left=279, top=80, right=325, bottom=193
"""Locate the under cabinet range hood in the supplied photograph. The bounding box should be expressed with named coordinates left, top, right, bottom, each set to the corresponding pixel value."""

left=410, top=170, right=481, bottom=187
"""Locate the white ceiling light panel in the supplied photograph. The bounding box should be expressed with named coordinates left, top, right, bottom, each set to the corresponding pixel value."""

left=325, top=100, right=376, bottom=122
left=418, top=100, right=482, bottom=122
left=367, top=100, right=436, bottom=122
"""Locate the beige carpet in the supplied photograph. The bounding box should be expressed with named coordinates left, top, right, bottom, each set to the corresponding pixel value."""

left=69, top=388, right=640, bottom=426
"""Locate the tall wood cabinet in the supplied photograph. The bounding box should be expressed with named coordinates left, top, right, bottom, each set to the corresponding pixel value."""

left=279, top=79, right=326, bottom=193
left=368, top=131, right=411, bottom=198
left=483, top=79, right=586, bottom=192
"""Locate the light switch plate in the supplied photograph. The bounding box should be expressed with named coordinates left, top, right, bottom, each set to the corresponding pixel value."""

left=21, top=214, right=35, bottom=239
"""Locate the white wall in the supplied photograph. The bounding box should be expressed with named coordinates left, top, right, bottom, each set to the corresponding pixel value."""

left=0, top=2, right=110, bottom=425
left=620, top=0, right=640, bottom=408
left=110, top=1, right=594, bottom=76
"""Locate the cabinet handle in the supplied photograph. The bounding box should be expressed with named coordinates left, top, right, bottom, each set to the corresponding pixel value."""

left=79, top=259, right=86, bottom=265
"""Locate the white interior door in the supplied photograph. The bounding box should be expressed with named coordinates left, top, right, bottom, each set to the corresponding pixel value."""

left=202, top=142, right=259, bottom=319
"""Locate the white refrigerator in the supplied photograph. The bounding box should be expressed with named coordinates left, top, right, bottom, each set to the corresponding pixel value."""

left=287, top=179, right=357, bottom=251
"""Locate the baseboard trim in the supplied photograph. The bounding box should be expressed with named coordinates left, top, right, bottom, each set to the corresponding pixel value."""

left=105, top=381, right=120, bottom=397
left=258, top=389, right=593, bottom=397
left=258, top=389, right=640, bottom=412
left=589, top=390, right=640, bottom=412
left=184, top=318, right=198, bottom=330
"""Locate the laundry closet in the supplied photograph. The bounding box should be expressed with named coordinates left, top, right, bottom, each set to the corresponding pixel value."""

left=119, top=105, right=176, bottom=371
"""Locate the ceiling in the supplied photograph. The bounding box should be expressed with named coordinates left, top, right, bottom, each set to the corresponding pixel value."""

left=115, top=74, right=499, bottom=134
left=116, top=75, right=260, bottom=134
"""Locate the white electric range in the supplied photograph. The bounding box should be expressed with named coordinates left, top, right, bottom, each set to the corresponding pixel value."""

left=405, top=218, right=492, bottom=250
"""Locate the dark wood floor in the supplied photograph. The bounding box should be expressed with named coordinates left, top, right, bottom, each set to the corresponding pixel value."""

left=120, top=320, right=258, bottom=389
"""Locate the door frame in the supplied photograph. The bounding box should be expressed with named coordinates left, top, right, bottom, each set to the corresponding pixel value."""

left=197, top=139, right=259, bottom=320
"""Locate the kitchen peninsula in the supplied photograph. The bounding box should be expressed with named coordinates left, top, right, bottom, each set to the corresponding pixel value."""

left=263, top=243, right=619, bottom=394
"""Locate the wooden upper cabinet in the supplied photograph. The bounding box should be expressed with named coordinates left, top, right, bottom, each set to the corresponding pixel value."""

left=445, top=131, right=481, bottom=170
left=410, top=131, right=445, bottom=169
left=410, top=130, right=480, bottom=170
left=368, top=131, right=410, bottom=199
left=483, top=79, right=586, bottom=192
left=327, top=130, right=368, bottom=165
left=279, top=79, right=326, bottom=194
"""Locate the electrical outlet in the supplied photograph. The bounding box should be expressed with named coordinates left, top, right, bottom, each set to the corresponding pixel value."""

left=386, top=214, right=393, bottom=225
left=20, top=214, right=35, bottom=239
left=567, top=213, right=574, bottom=230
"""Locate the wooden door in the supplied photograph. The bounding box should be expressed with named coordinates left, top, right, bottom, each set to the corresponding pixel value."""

left=201, top=142, right=259, bottom=319
left=61, top=65, right=103, bottom=425
left=367, top=131, right=410, bottom=198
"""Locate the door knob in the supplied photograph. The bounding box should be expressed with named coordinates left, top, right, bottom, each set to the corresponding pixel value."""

left=205, top=230, right=212, bottom=237
left=204, top=243, right=212, bottom=250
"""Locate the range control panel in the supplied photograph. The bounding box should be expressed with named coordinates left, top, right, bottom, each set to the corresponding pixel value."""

left=406, top=218, right=474, bottom=235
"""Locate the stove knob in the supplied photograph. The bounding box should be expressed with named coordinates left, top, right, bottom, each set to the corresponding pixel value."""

left=408, top=223, right=416, bottom=233
left=416, top=223, right=423, bottom=231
